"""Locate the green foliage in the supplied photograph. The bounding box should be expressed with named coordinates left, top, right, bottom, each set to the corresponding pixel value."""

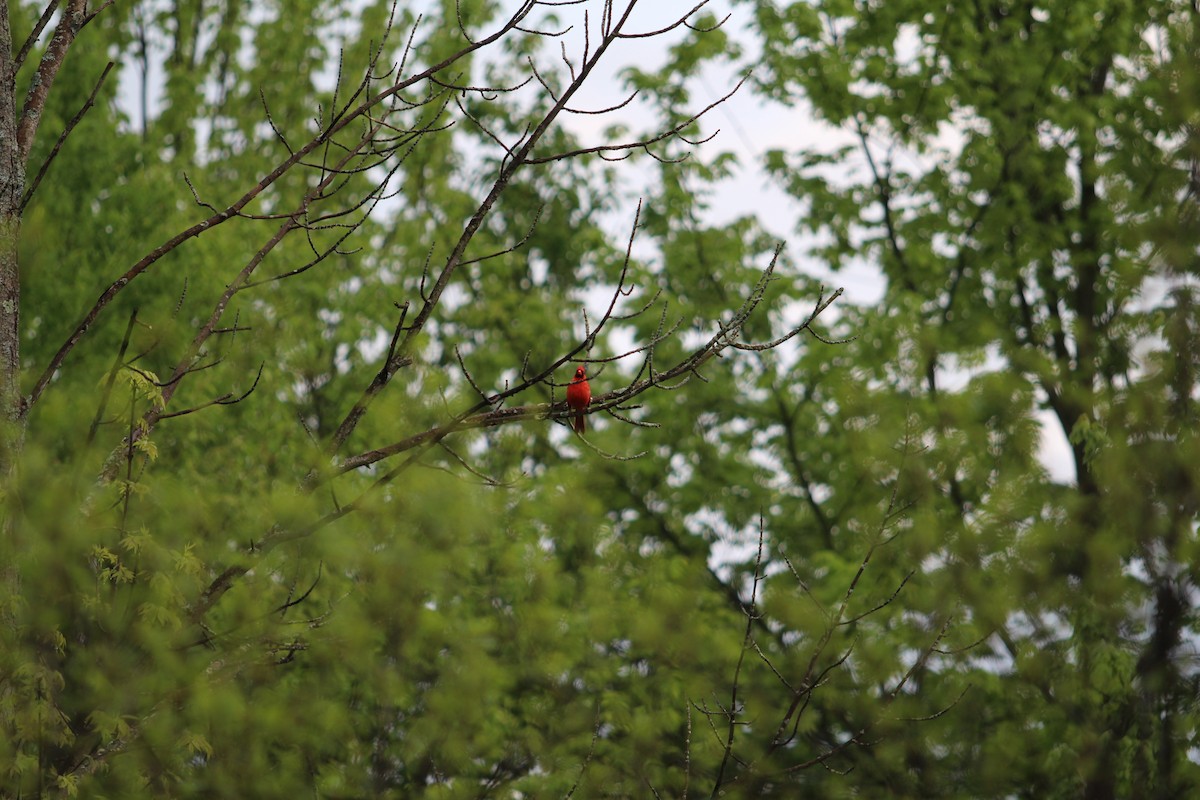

left=710, top=0, right=1200, bottom=794
left=4, top=0, right=1200, bottom=797
left=1, top=2, right=798, bottom=797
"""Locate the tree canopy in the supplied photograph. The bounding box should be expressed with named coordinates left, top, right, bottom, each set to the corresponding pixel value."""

left=0, top=1, right=1197, bottom=798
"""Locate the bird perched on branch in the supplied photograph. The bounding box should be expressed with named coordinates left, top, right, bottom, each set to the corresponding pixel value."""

left=566, top=365, right=591, bottom=434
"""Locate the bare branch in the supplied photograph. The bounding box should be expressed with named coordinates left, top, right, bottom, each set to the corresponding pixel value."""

left=259, top=89, right=295, bottom=155
left=391, top=0, right=646, bottom=363
left=840, top=570, right=916, bottom=626
left=22, top=60, right=114, bottom=211
left=686, top=12, right=731, bottom=34
left=80, top=0, right=116, bottom=28
left=560, top=40, right=577, bottom=81
left=17, top=0, right=88, bottom=164
left=182, top=173, right=218, bottom=214
left=454, top=94, right=519, bottom=162
left=526, top=71, right=750, bottom=164
left=565, top=88, right=639, bottom=116
left=454, top=0, right=478, bottom=45
left=157, top=364, right=264, bottom=420
left=174, top=0, right=849, bottom=646
left=97, top=111, right=393, bottom=478
left=895, top=685, right=971, bottom=722
left=569, top=428, right=647, bottom=461
left=327, top=302, right=412, bottom=454
left=455, top=345, right=497, bottom=405
left=461, top=205, right=544, bottom=267
left=26, top=1, right=541, bottom=413
left=711, top=521, right=766, bottom=796
left=429, top=72, right=534, bottom=96
left=604, top=405, right=660, bottom=428
left=336, top=240, right=842, bottom=477
left=15, top=1, right=59, bottom=71
left=436, top=441, right=510, bottom=487
left=732, top=286, right=849, bottom=351
left=778, top=616, right=955, bottom=775
left=527, top=57, right=561, bottom=103
left=616, top=0, right=714, bottom=39
left=515, top=22, right=573, bottom=37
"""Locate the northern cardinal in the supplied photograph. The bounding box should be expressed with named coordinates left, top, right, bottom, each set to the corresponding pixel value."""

left=565, top=365, right=591, bottom=434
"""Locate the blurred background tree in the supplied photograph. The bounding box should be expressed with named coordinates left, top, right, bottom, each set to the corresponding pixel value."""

left=2, top=0, right=1199, bottom=798
left=0, top=1, right=845, bottom=796
left=703, top=0, right=1200, bottom=796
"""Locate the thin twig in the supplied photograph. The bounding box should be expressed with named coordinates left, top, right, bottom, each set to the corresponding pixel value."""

left=15, top=0, right=59, bottom=70
left=22, top=61, right=115, bottom=211
left=710, top=520, right=766, bottom=797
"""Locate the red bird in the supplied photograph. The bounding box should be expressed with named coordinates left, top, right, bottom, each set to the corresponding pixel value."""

left=565, top=365, right=591, bottom=434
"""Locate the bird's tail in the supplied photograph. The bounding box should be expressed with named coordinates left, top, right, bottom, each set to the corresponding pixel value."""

left=573, top=414, right=585, bottom=434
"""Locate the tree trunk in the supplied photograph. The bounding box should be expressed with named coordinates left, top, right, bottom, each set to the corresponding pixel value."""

left=0, top=3, right=23, bottom=474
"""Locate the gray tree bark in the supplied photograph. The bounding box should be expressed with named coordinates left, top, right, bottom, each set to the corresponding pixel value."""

left=0, top=2, right=23, bottom=473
